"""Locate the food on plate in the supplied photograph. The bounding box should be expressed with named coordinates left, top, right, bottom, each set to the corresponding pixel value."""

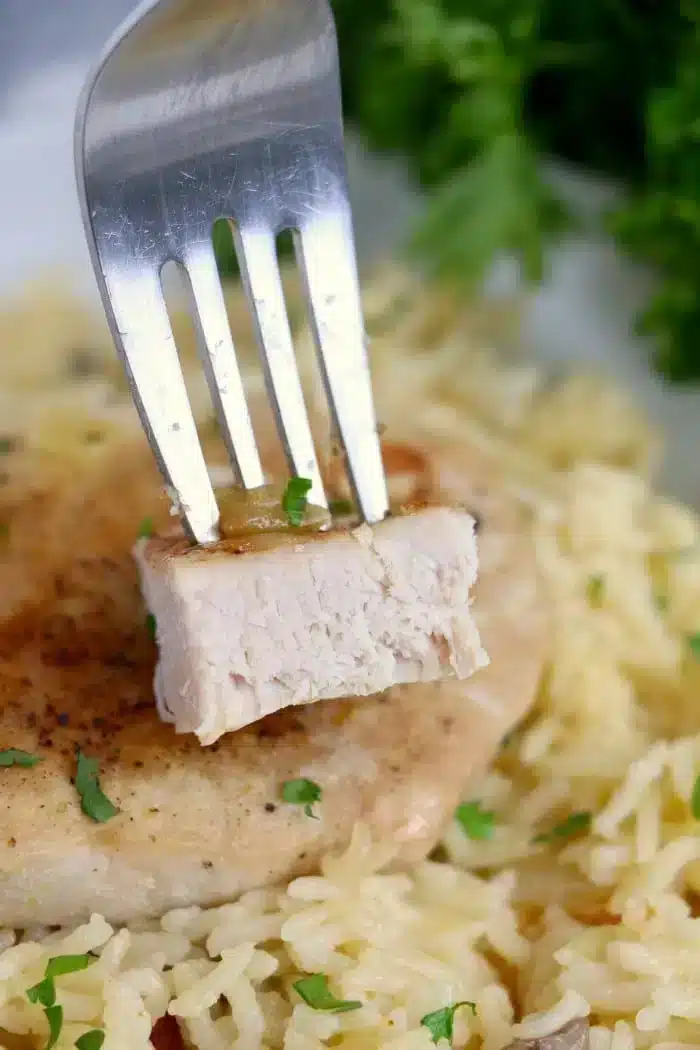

left=136, top=502, right=486, bottom=743
left=1, top=271, right=700, bottom=1050
left=0, top=424, right=539, bottom=929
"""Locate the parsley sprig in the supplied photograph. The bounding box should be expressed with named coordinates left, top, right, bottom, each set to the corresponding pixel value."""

left=421, top=1002, right=477, bottom=1044
left=282, top=477, right=313, bottom=527
left=281, top=778, right=322, bottom=819
left=27, top=954, right=94, bottom=1050
left=293, top=974, right=362, bottom=1013
left=75, top=752, right=119, bottom=824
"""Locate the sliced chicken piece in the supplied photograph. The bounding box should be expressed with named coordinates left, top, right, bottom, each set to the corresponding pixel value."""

left=136, top=506, right=486, bottom=744
left=0, top=431, right=546, bottom=928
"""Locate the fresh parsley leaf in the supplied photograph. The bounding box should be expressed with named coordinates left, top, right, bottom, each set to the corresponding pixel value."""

left=44, top=1004, right=63, bottom=1050
left=75, top=752, right=119, bottom=824
left=281, top=778, right=322, bottom=819
left=329, top=498, right=354, bottom=516
left=146, top=613, right=157, bottom=640
left=534, top=811, right=592, bottom=845
left=76, top=1031, right=105, bottom=1050
left=420, top=1002, right=477, bottom=1044
left=45, top=955, right=91, bottom=979
left=0, top=749, right=41, bottom=768
left=27, top=977, right=56, bottom=1008
left=688, top=633, right=700, bottom=660
left=692, top=775, right=700, bottom=820
left=282, top=477, right=313, bottom=527
left=137, top=517, right=154, bottom=539
left=455, top=801, right=495, bottom=841
left=586, top=575, right=605, bottom=606
left=293, top=974, right=362, bottom=1013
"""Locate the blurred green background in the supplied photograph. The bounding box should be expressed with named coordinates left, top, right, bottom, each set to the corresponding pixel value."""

left=219, top=1, right=700, bottom=385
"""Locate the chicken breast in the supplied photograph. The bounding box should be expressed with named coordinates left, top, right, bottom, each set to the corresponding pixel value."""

left=136, top=506, right=487, bottom=744
left=0, top=427, right=546, bottom=928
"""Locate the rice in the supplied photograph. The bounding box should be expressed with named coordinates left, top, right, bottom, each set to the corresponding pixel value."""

left=3, top=269, right=700, bottom=1048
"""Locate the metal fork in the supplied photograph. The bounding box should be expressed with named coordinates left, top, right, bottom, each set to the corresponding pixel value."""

left=74, top=0, right=388, bottom=544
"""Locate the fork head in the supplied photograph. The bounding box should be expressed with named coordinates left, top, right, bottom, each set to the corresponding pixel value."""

left=75, top=0, right=388, bottom=544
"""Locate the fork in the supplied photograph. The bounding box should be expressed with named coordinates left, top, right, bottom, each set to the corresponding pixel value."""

left=74, top=0, right=389, bottom=544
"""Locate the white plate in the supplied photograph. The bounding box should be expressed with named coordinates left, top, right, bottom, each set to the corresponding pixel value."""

left=1, top=52, right=699, bottom=507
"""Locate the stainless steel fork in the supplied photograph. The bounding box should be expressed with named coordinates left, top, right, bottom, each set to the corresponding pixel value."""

left=75, top=0, right=388, bottom=544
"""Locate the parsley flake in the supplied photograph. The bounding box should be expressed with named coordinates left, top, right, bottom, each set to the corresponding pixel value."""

left=137, top=517, right=154, bottom=539
left=45, top=955, right=91, bottom=979
left=27, top=977, right=56, bottom=1008
left=281, top=778, right=322, bottom=819
left=692, top=776, right=700, bottom=820
left=44, top=1004, right=63, bottom=1050
left=145, top=613, right=157, bottom=640
left=688, top=633, right=700, bottom=660
left=421, top=1002, right=477, bottom=1044
left=455, top=801, right=495, bottom=841
left=0, top=749, right=40, bottom=768
left=76, top=1031, right=105, bottom=1050
left=75, top=752, right=119, bottom=824
left=586, top=575, right=605, bottom=606
left=293, top=974, right=362, bottom=1013
left=534, top=811, right=592, bottom=845
left=282, top=477, right=312, bottom=527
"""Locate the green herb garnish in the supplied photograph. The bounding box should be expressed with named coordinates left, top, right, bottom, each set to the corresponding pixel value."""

left=421, top=1002, right=477, bottom=1044
left=691, top=776, right=700, bottom=820
left=688, top=633, right=700, bottom=660
left=27, top=955, right=95, bottom=1050
left=27, top=978, right=56, bottom=1008
left=0, top=437, right=14, bottom=456
left=282, top=477, right=312, bottom=527
left=75, top=752, right=119, bottom=824
left=137, top=517, right=154, bottom=539
left=0, top=749, right=41, bottom=768
left=329, top=499, right=354, bottom=516
left=145, top=613, right=157, bottom=640
left=76, top=1031, right=105, bottom=1050
left=45, top=955, right=91, bottom=979
left=43, top=1005, right=63, bottom=1050
left=281, top=778, right=322, bottom=819
left=534, top=811, right=592, bottom=845
left=587, top=575, right=605, bottom=606
left=293, top=974, right=362, bottom=1013
left=455, top=801, right=495, bottom=841
left=654, top=593, right=669, bottom=613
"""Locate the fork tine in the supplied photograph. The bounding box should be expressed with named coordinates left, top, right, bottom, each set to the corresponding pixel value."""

left=234, top=225, right=326, bottom=509
left=182, top=242, right=265, bottom=490
left=106, top=265, right=219, bottom=544
left=295, top=207, right=389, bottom=524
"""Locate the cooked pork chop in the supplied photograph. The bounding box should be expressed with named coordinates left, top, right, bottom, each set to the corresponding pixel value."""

left=137, top=506, right=486, bottom=744
left=0, top=428, right=546, bottom=927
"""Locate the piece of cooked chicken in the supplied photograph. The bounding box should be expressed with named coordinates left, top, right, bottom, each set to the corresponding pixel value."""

left=0, top=427, right=546, bottom=928
left=136, top=505, right=487, bottom=744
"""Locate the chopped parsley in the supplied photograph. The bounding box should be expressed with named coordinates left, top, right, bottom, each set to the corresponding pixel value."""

left=534, top=811, right=592, bottom=845
left=329, top=498, right=354, bottom=516
left=293, top=974, right=362, bottom=1013
left=45, top=955, right=91, bottom=979
left=44, top=1005, right=63, bottom=1050
left=0, top=749, right=41, bottom=768
left=688, top=633, right=700, bottom=660
left=27, top=955, right=94, bottom=1050
left=282, top=477, right=312, bottom=527
left=421, top=1002, right=477, bottom=1044
left=281, top=778, right=322, bottom=819
left=137, top=517, right=154, bottom=539
left=76, top=1031, right=105, bottom=1050
left=455, top=801, right=495, bottom=841
left=27, top=977, right=56, bottom=1007
left=586, top=575, right=605, bottom=606
left=75, top=752, right=119, bottom=824
left=692, top=775, right=700, bottom=820
left=145, top=613, right=157, bottom=640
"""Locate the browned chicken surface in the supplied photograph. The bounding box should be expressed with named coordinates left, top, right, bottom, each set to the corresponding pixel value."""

left=0, top=420, right=547, bottom=926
